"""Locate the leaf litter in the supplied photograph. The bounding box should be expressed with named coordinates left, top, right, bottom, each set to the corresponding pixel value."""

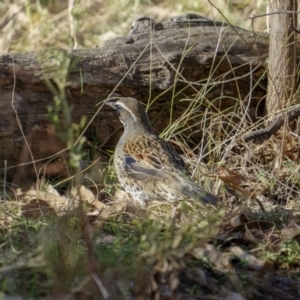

left=1, top=132, right=300, bottom=299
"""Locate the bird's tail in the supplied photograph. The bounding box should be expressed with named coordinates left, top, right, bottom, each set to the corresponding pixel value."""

left=181, top=183, right=219, bottom=205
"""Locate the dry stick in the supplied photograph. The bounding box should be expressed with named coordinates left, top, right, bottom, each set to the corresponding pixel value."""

left=91, top=272, right=109, bottom=299
left=3, top=160, right=7, bottom=226
left=250, top=11, right=300, bottom=20
left=243, top=105, right=300, bottom=144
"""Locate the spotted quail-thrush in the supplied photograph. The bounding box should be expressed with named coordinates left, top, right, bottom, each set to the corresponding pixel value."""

left=106, top=97, right=218, bottom=205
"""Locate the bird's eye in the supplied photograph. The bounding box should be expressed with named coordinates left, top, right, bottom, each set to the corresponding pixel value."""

left=115, top=104, right=121, bottom=110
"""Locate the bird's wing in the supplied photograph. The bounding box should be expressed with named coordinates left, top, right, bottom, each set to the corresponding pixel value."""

left=123, top=136, right=186, bottom=182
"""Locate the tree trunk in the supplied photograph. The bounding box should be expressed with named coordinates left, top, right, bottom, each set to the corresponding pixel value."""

left=266, top=0, right=298, bottom=120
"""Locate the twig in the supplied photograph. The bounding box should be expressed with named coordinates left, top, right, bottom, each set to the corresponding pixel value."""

left=3, top=160, right=7, bottom=226
left=244, top=105, right=300, bottom=143
left=250, top=11, right=300, bottom=20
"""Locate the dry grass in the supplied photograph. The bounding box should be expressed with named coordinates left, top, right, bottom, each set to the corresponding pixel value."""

left=1, top=0, right=300, bottom=299
left=0, top=0, right=267, bottom=53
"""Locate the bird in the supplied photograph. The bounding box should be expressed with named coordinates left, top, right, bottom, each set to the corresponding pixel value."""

left=106, top=97, right=218, bottom=206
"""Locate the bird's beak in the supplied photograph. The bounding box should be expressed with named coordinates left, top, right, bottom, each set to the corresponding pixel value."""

left=105, top=101, right=117, bottom=110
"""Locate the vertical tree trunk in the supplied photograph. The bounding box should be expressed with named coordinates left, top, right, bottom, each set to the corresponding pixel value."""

left=266, top=0, right=298, bottom=120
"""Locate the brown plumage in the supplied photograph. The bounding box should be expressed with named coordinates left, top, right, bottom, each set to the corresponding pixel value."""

left=106, top=97, right=218, bottom=205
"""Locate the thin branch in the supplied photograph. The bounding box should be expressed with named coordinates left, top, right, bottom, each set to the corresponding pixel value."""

left=244, top=105, right=300, bottom=143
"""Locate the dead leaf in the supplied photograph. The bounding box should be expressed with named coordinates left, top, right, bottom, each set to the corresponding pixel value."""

left=217, top=167, right=269, bottom=198
left=114, top=190, right=132, bottom=202
left=281, top=219, right=300, bottom=238
left=229, top=220, right=276, bottom=244
left=99, top=201, right=127, bottom=219
left=193, top=244, right=232, bottom=271
left=110, top=201, right=127, bottom=214
left=21, top=199, right=57, bottom=218
left=230, top=246, right=265, bottom=270
left=229, top=214, right=248, bottom=227
left=217, top=167, right=249, bottom=197
left=231, top=220, right=275, bottom=233
left=69, top=185, right=108, bottom=212
left=70, top=185, right=96, bottom=204
left=281, top=221, right=300, bottom=244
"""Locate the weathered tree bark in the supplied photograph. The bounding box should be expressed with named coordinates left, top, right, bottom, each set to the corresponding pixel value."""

left=0, top=14, right=273, bottom=184
left=266, top=0, right=298, bottom=120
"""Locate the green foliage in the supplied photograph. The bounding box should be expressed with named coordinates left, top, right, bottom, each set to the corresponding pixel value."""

left=263, top=239, right=300, bottom=267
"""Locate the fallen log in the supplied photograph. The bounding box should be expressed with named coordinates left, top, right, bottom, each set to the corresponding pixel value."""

left=0, top=14, right=270, bottom=184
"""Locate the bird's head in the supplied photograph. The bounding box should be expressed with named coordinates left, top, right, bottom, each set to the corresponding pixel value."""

left=106, top=98, right=153, bottom=133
